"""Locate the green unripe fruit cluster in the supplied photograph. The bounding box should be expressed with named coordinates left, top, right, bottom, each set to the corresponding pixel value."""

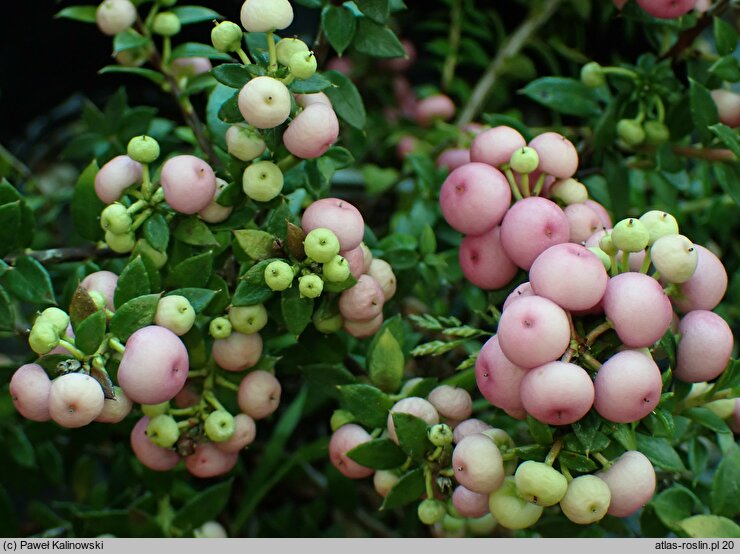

left=417, top=499, right=446, bottom=525
left=127, top=135, right=160, bottom=164
left=276, top=38, right=309, bottom=66
left=29, top=321, right=60, bottom=355
left=100, top=203, right=133, bottom=235
left=209, top=316, right=233, bottom=340
left=204, top=410, right=236, bottom=442
left=299, top=274, right=324, bottom=298
left=211, top=21, right=243, bottom=53
left=152, top=12, right=181, bottom=36
left=639, top=210, right=679, bottom=245
left=264, top=260, right=294, bottom=291
left=509, top=146, right=539, bottom=174
left=322, top=255, right=350, bottom=283
left=146, top=414, right=180, bottom=448
left=581, top=61, right=605, bottom=88
left=40, top=307, right=70, bottom=335
left=105, top=230, right=136, bottom=254
left=304, top=228, right=341, bottom=263
left=617, top=119, right=645, bottom=147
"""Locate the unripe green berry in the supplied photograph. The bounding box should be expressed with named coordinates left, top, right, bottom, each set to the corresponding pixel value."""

left=549, top=178, right=588, bottom=205
left=304, top=228, right=341, bottom=264
left=330, top=409, right=355, bottom=431
left=322, top=255, right=350, bottom=283
left=228, top=304, right=268, bottom=334
left=467, top=513, right=497, bottom=536
left=142, top=402, right=170, bottom=418
left=650, top=234, right=697, bottom=283
left=313, top=311, right=343, bottom=334
left=289, top=51, right=317, bottom=80
left=581, top=62, right=605, bottom=88
left=204, top=410, right=236, bottom=442
left=243, top=161, right=284, bottom=202
left=152, top=12, right=181, bottom=36
left=514, top=460, right=568, bottom=507
left=611, top=218, right=650, bottom=253
left=617, top=119, right=646, bottom=147
left=559, top=474, right=611, bottom=525
left=155, top=295, right=196, bottom=336
left=132, top=239, right=168, bottom=269
left=100, top=203, right=133, bottom=235
left=226, top=126, right=266, bottom=162
left=418, top=499, right=446, bottom=525
left=588, top=246, right=612, bottom=271
left=211, top=21, right=243, bottom=53
left=428, top=423, right=453, bottom=447
left=639, top=210, right=678, bottom=245
left=209, top=317, right=233, bottom=340
left=29, top=321, right=60, bottom=355
left=644, top=120, right=670, bottom=145
left=276, top=38, right=309, bottom=66
left=441, top=514, right=466, bottom=534
left=146, top=414, right=180, bottom=448
left=598, top=233, right=618, bottom=256
left=40, top=307, right=70, bottom=335
left=509, top=146, right=539, bottom=174
left=299, top=274, right=324, bottom=298
left=127, top=135, right=160, bottom=164
left=105, top=230, right=136, bottom=254
left=264, top=260, right=294, bottom=291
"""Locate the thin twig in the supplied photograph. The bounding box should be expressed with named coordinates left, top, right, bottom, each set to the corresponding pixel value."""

left=672, top=146, right=736, bottom=161
left=4, top=245, right=120, bottom=266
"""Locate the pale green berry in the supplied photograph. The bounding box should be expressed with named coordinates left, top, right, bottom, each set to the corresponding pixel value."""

left=514, top=461, right=568, bottom=507
left=489, top=477, right=543, bottom=530
left=299, top=274, right=323, bottom=298
left=211, top=21, right=242, bottom=53
left=105, top=230, right=136, bottom=254
left=209, top=317, right=233, bottom=340
left=330, top=409, right=355, bottom=431
left=142, top=402, right=170, bottom=418
left=639, top=210, right=679, bottom=246
left=598, top=233, right=618, bottom=256
left=322, top=255, right=350, bottom=283
left=617, top=119, right=646, bottom=147
left=289, top=51, right=317, bottom=80
left=276, top=37, right=309, bottom=66
left=146, top=414, right=180, bottom=448
left=418, top=499, right=446, bottom=525
left=706, top=398, right=735, bottom=419
left=428, top=423, right=453, bottom=447
left=100, top=203, right=132, bottom=234
left=467, top=513, right=497, bottom=536
left=644, top=121, right=670, bottom=145
left=204, top=410, right=236, bottom=442
left=581, top=62, right=605, bottom=88
left=264, top=260, right=294, bottom=291
left=588, top=246, right=612, bottom=271
left=127, top=135, right=160, bottom=164
left=226, top=126, right=266, bottom=162
left=549, top=178, right=588, bottom=205
left=559, top=475, right=611, bottom=525
left=611, top=218, right=649, bottom=253
left=304, top=228, right=340, bottom=264
left=650, top=234, right=697, bottom=283
left=29, top=321, right=60, bottom=355
left=441, top=514, right=466, bottom=534
left=132, top=239, right=168, bottom=269
left=313, top=311, right=343, bottom=334
left=152, top=12, right=181, bottom=36
left=155, top=295, right=196, bottom=336
left=40, top=307, right=70, bottom=335
left=242, top=161, right=284, bottom=202
left=509, top=146, right=539, bottom=174
left=228, top=304, right=268, bottom=334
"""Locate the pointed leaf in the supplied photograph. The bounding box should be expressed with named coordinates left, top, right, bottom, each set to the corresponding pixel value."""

left=339, top=383, right=394, bottom=428
left=109, top=294, right=160, bottom=341
left=392, top=412, right=432, bottom=462
left=1, top=256, right=56, bottom=305
left=74, top=310, right=107, bottom=355
left=346, top=438, right=406, bottom=470
left=114, top=256, right=151, bottom=308
left=380, top=467, right=424, bottom=510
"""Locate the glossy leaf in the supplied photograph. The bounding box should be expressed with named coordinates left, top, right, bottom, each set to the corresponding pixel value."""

left=109, top=294, right=160, bottom=341
left=346, top=438, right=406, bottom=470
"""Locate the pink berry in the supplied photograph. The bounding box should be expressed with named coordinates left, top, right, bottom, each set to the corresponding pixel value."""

left=584, top=200, right=613, bottom=229
left=427, top=385, right=472, bottom=421
left=130, top=416, right=181, bottom=471
left=343, top=313, right=384, bottom=338
left=593, top=350, right=663, bottom=423
left=283, top=104, right=339, bottom=159
left=160, top=155, right=217, bottom=215
left=500, top=197, right=570, bottom=270
left=212, top=331, right=263, bottom=372
left=520, top=362, right=595, bottom=425
left=48, top=373, right=105, bottom=428
left=452, top=486, right=490, bottom=518
left=436, top=149, right=471, bottom=172
left=710, top=90, right=740, bottom=128
left=171, top=57, right=212, bottom=79
left=117, top=325, right=189, bottom=404
left=396, top=135, right=418, bottom=159
left=185, top=443, right=239, bottom=478
left=10, top=363, right=51, bottom=422
left=458, top=226, right=518, bottom=290
left=387, top=397, right=439, bottom=444
left=496, top=295, right=571, bottom=369
left=367, top=259, right=397, bottom=301
left=329, top=424, right=374, bottom=479
left=528, top=132, right=578, bottom=179
left=339, top=275, right=384, bottom=321
left=529, top=243, right=608, bottom=311
left=415, top=94, right=455, bottom=127
left=95, top=386, right=133, bottom=424
left=602, top=273, right=673, bottom=348
left=675, top=310, right=734, bottom=382
left=439, top=163, right=511, bottom=236
left=475, top=335, right=528, bottom=414
left=453, top=419, right=493, bottom=444
left=340, top=245, right=365, bottom=279
left=302, top=198, right=365, bottom=252
left=237, top=370, right=281, bottom=420
left=597, top=451, right=656, bottom=517
left=503, top=282, right=534, bottom=310
left=80, top=270, right=118, bottom=311
left=215, top=413, right=257, bottom=453
left=636, top=0, right=697, bottom=19
left=564, top=203, right=605, bottom=244
left=94, top=155, right=142, bottom=204
left=452, top=434, right=505, bottom=494
left=470, top=126, right=527, bottom=168
left=672, top=245, right=728, bottom=313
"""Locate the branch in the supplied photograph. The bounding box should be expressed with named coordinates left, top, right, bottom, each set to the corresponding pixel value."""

left=672, top=145, right=736, bottom=161
left=455, top=0, right=564, bottom=126
left=660, top=0, right=730, bottom=62
left=4, top=245, right=121, bottom=266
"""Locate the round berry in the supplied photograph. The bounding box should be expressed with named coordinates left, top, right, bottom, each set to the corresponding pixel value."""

left=160, top=155, right=217, bottom=215
left=155, top=295, right=196, bottom=336
left=520, top=361, right=595, bottom=425
left=228, top=304, right=268, bottom=335
left=204, top=410, right=236, bottom=443
left=675, top=310, right=733, bottom=382
left=146, top=414, right=180, bottom=448
left=329, top=423, right=374, bottom=479
left=130, top=416, right=181, bottom=471
left=211, top=21, right=243, bottom=53
left=242, top=161, right=284, bottom=202
left=209, top=317, right=232, bottom=340
left=597, top=451, right=656, bottom=517
left=264, top=260, right=294, bottom=291
left=489, top=477, right=543, bottom=530
left=127, top=135, right=160, bottom=164
left=96, top=0, right=137, bottom=36
left=215, top=413, right=257, bottom=453
left=10, top=363, right=51, bottom=422
left=298, top=274, right=324, bottom=298
left=387, top=397, right=439, bottom=444
left=238, top=76, right=291, bottom=129
left=238, top=370, right=281, bottom=419
left=301, top=198, right=365, bottom=251
left=594, top=350, right=663, bottom=423
left=514, top=461, right=568, bottom=507
left=49, top=373, right=105, bottom=428
left=212, top=331, right=263, bottom=372
left=559, top=475, right=611, bottom=525
left=94, top=155, right=142, bottom=204
left=283, top=104, right=340, bottom=159
left=240, top=0, right=293, bottom=33
left=304, top=228, right=341, bottom=263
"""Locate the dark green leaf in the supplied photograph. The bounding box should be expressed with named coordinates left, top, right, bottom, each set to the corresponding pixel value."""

left=684, top=407, right=732, bottom=435
left=346, top=438, right=406, bottom=470
left=321, top=6, right=357, bottom=56
left=171, top=42, right=232, bottom=61
left=1, top=256, right=56, bottom=305
left=0, top=485, right=18, bottom=537
left=74, top=310, right=107, bottom=355
left=35, top=442, right=64, bottom=487
left=232, top=259, right=275, bottom=306
left=558, top=451, right=598, bottom=473
left=109, top=294, right=160, bottom=341
left=651, top=485, right=702, bottom=530
left=403, top=378, right=438, bottom=399
left=172, top=6, right=222, bottom=25
left=636, top=433, right=686, bottom=472
left=280, top=285, right=314, bottom=336
left=527, top=415, right=554, bottom=446
left=173, top=479, right=233, bottom=530
left=0, top=201, right=21, bottom=257
left=143, top=213, right=170, bottom=252
left=353, top=18, right=405, bottom=58
left=0, top=180, right=33, bottom=249
left=368, top=329, right=404, bottom=393
left=713, top=17, right=738, bottom=57
left=71, top=161, right=104, bottom=242
left=217, top=90, right=243, bottom=123
left=687, top=437, right=709, bottom=484
left=710, top=449, right=740, bottom=518
left=300, top=363, right=356, bottom=398
left=165, top=288, right=216, bottom=313
left=174, top=217, right=219, bottom=247
left=689, top=78, right=719, bottom=144
left=289, top=73, right=333, bottom=94
left=0, top=287, right=15, bottom=332
left=114, top=256, right=150, bottom=308
left=233, top=229, right=275, bottom=260
left=519, top=77, right=601, bottom=117
left=4, top=425, right=36, bottom=468
left=380, top=467, right=424, bottom=510
left=338, top=383, right=394, bottom=428
left=55, top=6, right=97, bottom=22
left=356, top=0, right=389, bottom=23
left=167, top=251, right=213, bottom=288
left=99, top=66, right=166, bottom=86
left=709, top=55, right=740, bottom=82
left=392, top=412, right=432, bottom=462
left=678, top=515, right=740, bottom=539
left=211, top=64, right=253, bottom=89
left=709, top=124, right=740, bottom=160
left=113, top=29, right=149, bottom=53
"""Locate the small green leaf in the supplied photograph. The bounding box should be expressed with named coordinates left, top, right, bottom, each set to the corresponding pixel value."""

left=71, top=161, right=104, bottom=242
left=113, top=29, right=149, bottom=53
left=392, top=412, right=432, bottom=462
left=231, top=259, right=275, bottom=306
left=174, top=217, right=219, bottom=246
left=171, top=42, right=232, bottom=61
left=339, top=383, right=394, bottom=428
left=172, top=479, right=233, bottom=531
left=74, top=310, right=107, bottom=355
left=353, top=18, right=405, bottom=58
left=684, top=407, right=732, bottom=435
left=171, top=6, right=222, bottom=25
left=689, top=78, right=720, bottom=144
left=217, top=90, right=243, bottom=123
left=143, top=213, right=170, bottom=252
left=636, top=433, right=686, bottom=472
left=688, top=437, right=709, bottom=484
left=678, top=515, right=740, bottom=539
left=280, top=285, right=314, bottom=336
left=526, top=415, right=554, bottom=446
left=3, top=425, right=36, bottom=468
left=346, top=438, right=406, bottom=470
left=356, top=0, right=390, bottom=23
left=233, top=229, right=276, bottom=260
left=519, top=77, right=601, bottom=117
left=380, top=467, right=424, bottom=510
left=709, top=55, right=740, bottom=82
left=0, top=201, right=21, bottom=257
left=289, top=73, right=333, bottom=94
left=165, top=288, right=216, bottom=313
left=710, top=124, right=740, bottom=160
left=114, top=256, right=150, bottom=308
left=300, top=363, right=356, bottom=398
left=558, top=451, right=598, bottom=473
left=211, top=64, right=253, bottom=89
left=99, top=66, right=166, bottom=85
left=713, top=17, right=738, bottom=57
left=651, top=485, right=703, bottom=530
left=0, top=286, right=15, bottom=332
left=167, top=251, right=213, bottom=288
left=55, top=6, right=97, bottom=22
left=368, top=329, right=404, bottom=393
left=710, top=449, right=740, bottom=518
left=109, top=294, right=160, bottom=341
left=1, top=256, right=56, bottom=305
left=321, top=6, right=357, bottom=55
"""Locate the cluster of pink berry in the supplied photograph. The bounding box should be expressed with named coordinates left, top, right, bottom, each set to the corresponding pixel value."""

left=613, top=0, right=708, bottom=19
